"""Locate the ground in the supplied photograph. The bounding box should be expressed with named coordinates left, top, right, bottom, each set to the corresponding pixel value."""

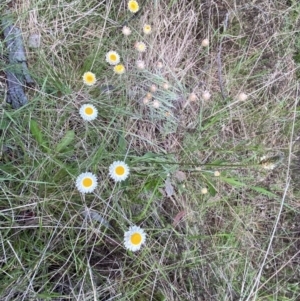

left=0, top=0, right=300, bottom=300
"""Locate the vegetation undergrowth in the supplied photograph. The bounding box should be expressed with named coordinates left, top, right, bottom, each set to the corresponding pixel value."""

left=0, top=0, right=300, bottom=300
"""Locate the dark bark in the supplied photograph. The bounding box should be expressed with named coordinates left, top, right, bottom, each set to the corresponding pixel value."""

left=2, top=11, right=34, bottom=109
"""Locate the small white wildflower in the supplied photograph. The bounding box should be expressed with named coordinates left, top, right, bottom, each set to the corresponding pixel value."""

left=106, top=51, right=120, bottom=65
left=79, top=104, right=98, bottom=121
left=128, top=0, right=139, bottom=13
left=124, top=225, right=146, bottom=252
left=135, top=41, right=147, bottom=52
left=76, top=172, right=98, bottom=194
left=152, top=99, right=160, bottom=108
left=122, top=26, right=131, bottom=36
left=136, top=60, right=145, bottom=69
left=202, top=91, right=211, bottom=100
left=109, top=161, right=130, bottom=182
left=143, top=24, right=152, bottom=34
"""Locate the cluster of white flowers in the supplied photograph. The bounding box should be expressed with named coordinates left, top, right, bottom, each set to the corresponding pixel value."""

left=75, top=162, right=146, bottom=252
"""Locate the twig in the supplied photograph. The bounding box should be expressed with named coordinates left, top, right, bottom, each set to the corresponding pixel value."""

left=217, top=12, right=230, bottom=101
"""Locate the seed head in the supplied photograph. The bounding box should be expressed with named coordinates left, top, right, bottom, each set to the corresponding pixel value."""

left=238, top=92, right=248, bottom=101
left=202, top=91, right=211, bottom=100
left=153, top=99, right=160, bottom=108
left=162, top=83, right=170, bottom=90
left=143, top=97, right=150, bottom=104
left=146, top=92, right=152, bottom=99
left=214, top=171, right=220, bottom=177
left=157, top=61, right=163, bottom=69
left=201, top=188, right=208, bottom=194
left=150, top=84, right=157, bottom=93
left=136, top=60, right=145, bottom=69
left=188, top=93, right=198, bottom=102
left=201, top=38, right=209, bottom=47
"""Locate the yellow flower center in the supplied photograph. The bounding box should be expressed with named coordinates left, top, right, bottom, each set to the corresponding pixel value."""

left=138, top=43, right=145, bottom=51
left=114, top=65, right=125, bottom=74
left=110, top=54, right=117, bottom=61
left=85, top=107, right=93, bottom=115
left=83, top=178, right=93, bottom=187
left=86, top=74, right=94, bottom=83
left=115, top=166, right=125, bottom=176
left=129, top=2, right=138, bottom=11
left=130, top=232, right=142, bottom=245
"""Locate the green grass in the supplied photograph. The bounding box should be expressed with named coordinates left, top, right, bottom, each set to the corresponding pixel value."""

left=1, top=0, right=300, bottom=300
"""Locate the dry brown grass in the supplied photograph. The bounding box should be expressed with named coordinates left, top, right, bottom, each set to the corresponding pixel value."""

left=1, top=0, right=300, bottom=300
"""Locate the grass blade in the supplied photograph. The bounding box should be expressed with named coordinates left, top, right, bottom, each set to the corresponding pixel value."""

left=55, top=130, right=75, bottom=153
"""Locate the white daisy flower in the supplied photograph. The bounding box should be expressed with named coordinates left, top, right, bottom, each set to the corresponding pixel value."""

left=109, top=161, right=130, bottom=182
left=124, top=225, right=146, bottom=252
left=135, top=42, right=147, bottom=52
left=79, top=104, right=98, bottom=121
left=128, top=0, right=139, bottom=13
left=76, top=172, right=97, bottom=193
left=106, top=51, right=120, bottom=65
left=143, top=24, right=151, bottom=34
left=113, top=64, right=126, bottom=75
left=82, top=71, right=96, bottom=86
